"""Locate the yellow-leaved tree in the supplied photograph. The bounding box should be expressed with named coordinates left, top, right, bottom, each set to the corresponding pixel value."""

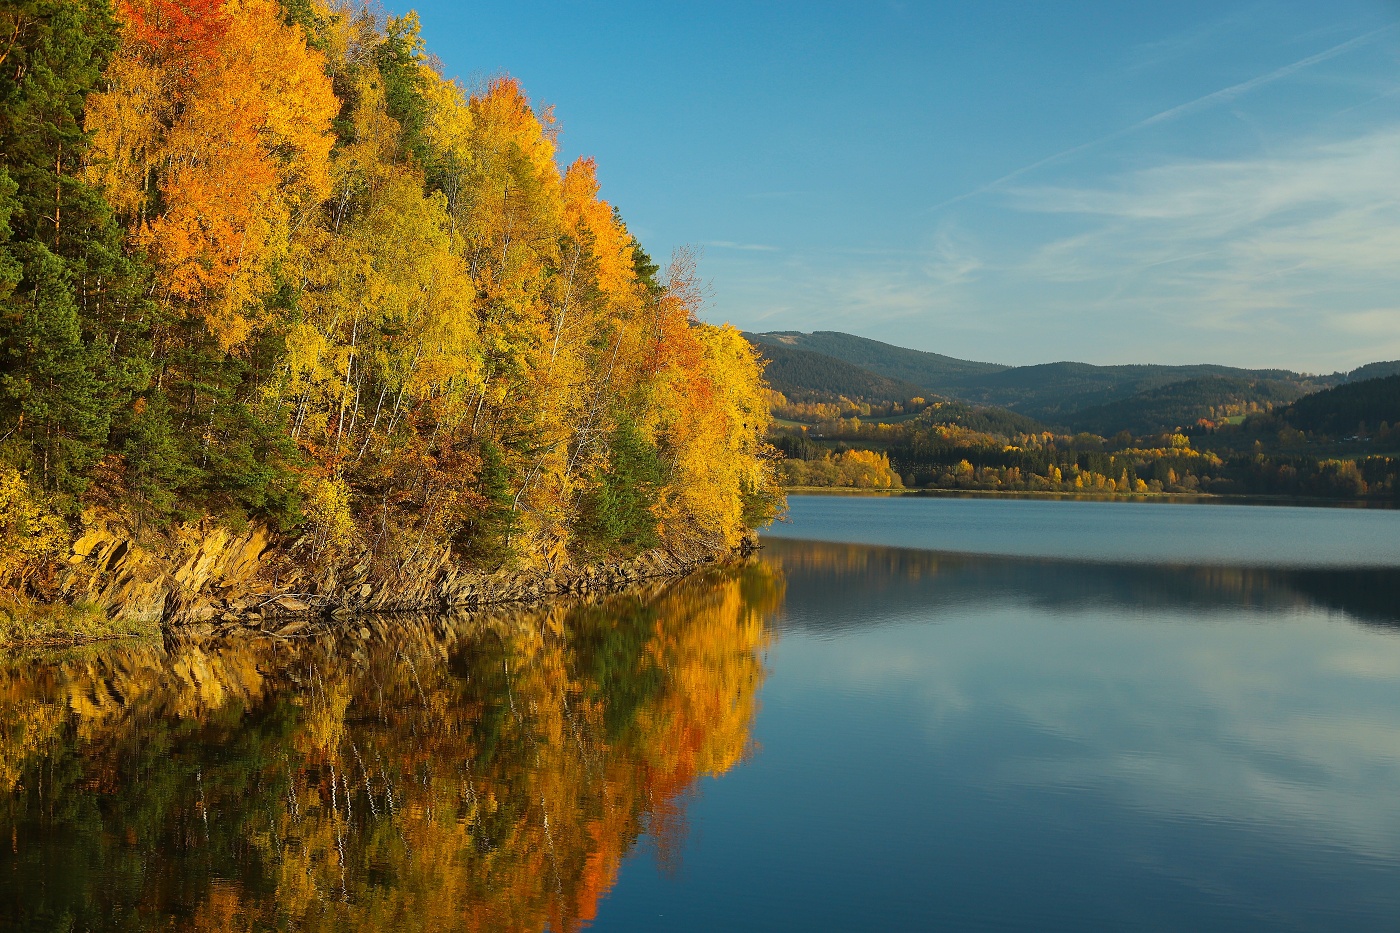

left=88, top=0, right=338, bottom=349
left=69, top=0, right=783, bottom=580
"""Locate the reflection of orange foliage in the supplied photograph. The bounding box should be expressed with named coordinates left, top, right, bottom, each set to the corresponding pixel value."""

left=645, top=578, right=769, bottom=789
left=0, top=562, right=784, bottom=931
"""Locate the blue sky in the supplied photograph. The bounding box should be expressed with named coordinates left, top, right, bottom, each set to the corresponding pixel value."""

left=393, top=1, right=1400, bottom=372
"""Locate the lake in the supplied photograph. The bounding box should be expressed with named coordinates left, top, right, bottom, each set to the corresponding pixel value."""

left=4, top=495, right=1400, bottom=931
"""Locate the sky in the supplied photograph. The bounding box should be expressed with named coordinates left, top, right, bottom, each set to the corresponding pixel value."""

left=390, top=0, right=1400, bottom=373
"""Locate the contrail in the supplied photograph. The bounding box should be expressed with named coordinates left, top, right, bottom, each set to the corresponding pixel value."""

left=930, top=26, right=1396, bottom=212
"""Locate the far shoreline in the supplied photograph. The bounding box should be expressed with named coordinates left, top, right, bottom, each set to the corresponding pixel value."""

left=782, top=486, right=1400, bottom=510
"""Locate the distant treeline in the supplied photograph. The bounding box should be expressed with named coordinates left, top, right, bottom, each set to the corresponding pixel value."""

left=1266, top=374, right=1400, bottom=437
left=748, top=331, right=1400, bottom=440
left=1066, top=376, right=1308, bottom=436
left=778, top=430, right=1397, bottom=499
left=746, top=330, right=1356, bottom=424
left=771, top=373, right=1400, bottom=499
left=753, top=326, right=1400, bottom=500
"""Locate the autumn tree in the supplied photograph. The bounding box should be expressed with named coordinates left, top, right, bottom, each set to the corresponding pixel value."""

left=2, top=0, right=784, bottom=591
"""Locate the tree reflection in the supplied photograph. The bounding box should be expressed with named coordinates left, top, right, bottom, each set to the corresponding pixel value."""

left=764, top=538, right=1400, bottom=633
left=0, top=561, right=783, bottom=932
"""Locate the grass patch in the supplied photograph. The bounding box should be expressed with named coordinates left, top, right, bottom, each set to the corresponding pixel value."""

left=0, top=596, right=160, bottom=647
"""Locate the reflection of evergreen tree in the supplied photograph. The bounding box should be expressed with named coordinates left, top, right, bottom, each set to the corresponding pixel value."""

left=766, top=539, right=1400, bottom=635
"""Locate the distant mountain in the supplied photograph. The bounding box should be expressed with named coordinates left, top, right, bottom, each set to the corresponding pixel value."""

left=751, top=339, right=929, bottom=404
left=1345, top=361, right=1400, bottom=383
left=750, top=331, right=1005, bottom=387
left=1276, top=374, right=1400, bottom=436
left=1065, top=376, right=1311, bottom=436
left=943, top=361, right=1259, bottom=420
left=749, top=330, right=1335, bottom=423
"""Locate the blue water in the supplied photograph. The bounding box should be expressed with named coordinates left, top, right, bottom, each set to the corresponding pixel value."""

left=6, top=496, right=1400, bottom=931
left=765, top=494, right=1400, bottom=567
left=597, top=498, right=1400, bottom=931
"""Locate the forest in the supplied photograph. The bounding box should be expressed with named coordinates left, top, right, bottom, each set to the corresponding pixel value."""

left=756, top=338, right=927, bottom=406
left=0, top=0, right=784, bottom=596
left=745, top=329, right=1349, bottom=420
left=759, top=350, right=1400, bottom=499
left=751, top=330, right=1400, bottom=501
left=773, top=398, right=1400, bottom=500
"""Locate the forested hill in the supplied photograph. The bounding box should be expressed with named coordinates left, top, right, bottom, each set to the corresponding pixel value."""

left=750, top=331, right=1005, bottom=388
left=947, top=360, right=1323, bottom=420
left=1064, top=376, right=1311, bottom=436
left=1344, top=361, right=1400, bottom=384
left=1274, top=374, right=1400, bottom=437
left=751, top=339, right=928, bottom=404
left=749, top=330, right=1347, bottom=423
left=0, top=0, right=783, bottom=594
left=756, top=330, right=1400, bottom=501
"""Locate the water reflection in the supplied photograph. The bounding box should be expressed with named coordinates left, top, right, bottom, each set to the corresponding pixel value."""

left=770, top=494, right=1400, bottom=567
left=762, top=538, right=1400, bottom=634
left=653, top=539, right=1400, bottom=933
left=8, top=530, right=1400, bottom=932
left=0, top=562, right=781, bottom=932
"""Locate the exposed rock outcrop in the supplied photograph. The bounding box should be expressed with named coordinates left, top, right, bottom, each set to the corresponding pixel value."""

left=54, top=510, right=757, bottom=633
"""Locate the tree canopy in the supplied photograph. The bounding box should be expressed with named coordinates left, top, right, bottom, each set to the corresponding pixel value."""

left=0, top=0, right=783, bottom=587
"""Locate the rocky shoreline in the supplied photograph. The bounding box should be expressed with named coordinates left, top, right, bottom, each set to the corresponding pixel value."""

left=40, top=510, right=758, bottom=638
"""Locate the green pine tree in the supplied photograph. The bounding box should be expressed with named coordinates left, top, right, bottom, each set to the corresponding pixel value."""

left=579, top=418, right=665, bottom=557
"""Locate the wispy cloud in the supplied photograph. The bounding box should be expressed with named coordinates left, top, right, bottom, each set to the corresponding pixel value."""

left=705, top=224, right=996, bottom=341
left=997, top=124, right=1400, bottom=365
left=1009, top=126, right=1400, bottom=272
left=1124, top=5, right=1260, bottom=73
left=931, top=26, right=1397, bottom=212
left=714, top=120, right=1400, bottom=370
left=1135, top=27, right=1393, bottom=128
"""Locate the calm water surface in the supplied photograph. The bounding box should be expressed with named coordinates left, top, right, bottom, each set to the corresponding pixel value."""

left=4, top=496, right=1400, bottom=931
left=767, top=493, right=1400, bottom=566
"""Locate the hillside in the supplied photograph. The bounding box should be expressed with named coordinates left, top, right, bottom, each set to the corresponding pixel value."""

left=750, top=331, right=1006, bottom=388
left=750, top=330, right=1336, bottom=422
left=952, top=361, right=1318, bottom=421
left=918, top=401, right=1046, bottom=436
left=0, top=1, right=783, bottom=626
left=1275, top=374, right=1400, bottom=437
left=753, top=340, right=929, bottom=404
left=757, top=333, right=1400, bottom=499
left=1345, top=361, right=1400, bottom=383
left=1065, top=377, right=1310, bottom=436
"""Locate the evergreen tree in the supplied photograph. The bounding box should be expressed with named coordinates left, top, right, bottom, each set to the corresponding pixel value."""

left=580, top=418, right=665, bottom=556
left=0, top=243, right=106, bottom=497
left=376, top=12, right=431, bottom=164
left=0, top=0, right=153, bottom=504
left=456, top=439, right=519, bottom=566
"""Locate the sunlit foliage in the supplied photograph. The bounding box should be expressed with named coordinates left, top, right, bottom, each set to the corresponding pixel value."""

left=0, top=0, right=783, bottom=591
